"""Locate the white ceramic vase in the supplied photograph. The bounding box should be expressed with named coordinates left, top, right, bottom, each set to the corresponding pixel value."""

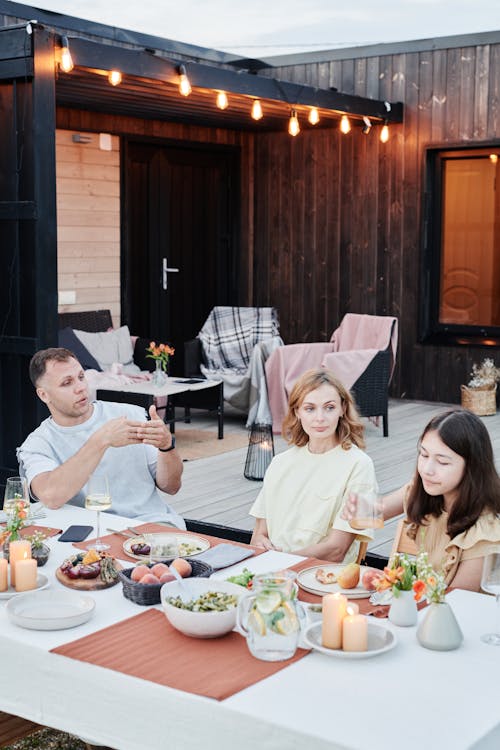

left=417, top=600, right=463, bottom=651
left=388, top=589, right=418, bottom=627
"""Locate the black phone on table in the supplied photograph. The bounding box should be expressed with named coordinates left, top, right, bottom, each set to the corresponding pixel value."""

left=58, top=525, right=93, bottom=542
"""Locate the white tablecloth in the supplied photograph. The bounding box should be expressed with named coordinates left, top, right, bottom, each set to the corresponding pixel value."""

left=1, top=504, right=499, bottom=750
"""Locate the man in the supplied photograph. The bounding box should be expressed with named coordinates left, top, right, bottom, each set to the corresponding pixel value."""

left=17, top=348, right=185, bottom=526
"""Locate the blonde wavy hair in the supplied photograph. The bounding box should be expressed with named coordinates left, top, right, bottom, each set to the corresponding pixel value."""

left=282, top=368, right=365, bottom=449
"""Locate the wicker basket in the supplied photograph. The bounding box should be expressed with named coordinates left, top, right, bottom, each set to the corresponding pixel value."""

left=118, top=558, right=213, bottom=606
left=460, top=384, right=497, bottom=416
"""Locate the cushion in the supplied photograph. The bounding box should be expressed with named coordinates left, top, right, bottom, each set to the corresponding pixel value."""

left=73, top=325, right=140, bottom=374
left=58, top=327, right=102, bottom=371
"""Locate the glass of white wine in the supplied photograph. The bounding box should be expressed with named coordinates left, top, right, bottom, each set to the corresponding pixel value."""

left=4, top=477, right=29, bottom=518
left=480, top=552, right=500, bottom=646
left=85, top=473, right=112, bottom=551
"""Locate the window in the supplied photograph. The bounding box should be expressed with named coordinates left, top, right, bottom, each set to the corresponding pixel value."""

left=422, top=146, right=500, bottom=346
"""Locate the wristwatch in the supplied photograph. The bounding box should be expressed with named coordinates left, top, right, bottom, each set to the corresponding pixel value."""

left=159, top=435, right=176, bottom=452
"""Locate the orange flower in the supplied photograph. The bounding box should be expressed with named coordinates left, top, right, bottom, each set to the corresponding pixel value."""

left=149, top=341, right=156, bottom=348
left=413, top=580, right=426, bottom=602
left=427, top=576, right=437, bottom=587
left=376, top=565, right=404, bottom=591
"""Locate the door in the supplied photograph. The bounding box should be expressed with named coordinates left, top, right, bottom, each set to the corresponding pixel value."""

left=122, top=140, right=239, bottom=374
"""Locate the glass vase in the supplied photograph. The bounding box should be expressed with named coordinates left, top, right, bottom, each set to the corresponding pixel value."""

left=388, top=589, right=418, bottom=627
left=152, top=359, right=167, bottom=387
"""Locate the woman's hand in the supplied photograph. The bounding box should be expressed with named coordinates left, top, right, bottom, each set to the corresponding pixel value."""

left=250, top=518, right=281, bottom=550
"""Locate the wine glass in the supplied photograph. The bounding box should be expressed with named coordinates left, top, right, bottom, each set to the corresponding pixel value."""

left=84, top=473, right=112, bottom=551
left=3, top=477, right=29, bottom=518
left=480, top=552, right=500, bottom=645
left=347, top=484, right=384, bottom=530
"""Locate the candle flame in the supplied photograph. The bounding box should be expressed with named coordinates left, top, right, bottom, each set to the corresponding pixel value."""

left=346, top=605, right=355, bottom=615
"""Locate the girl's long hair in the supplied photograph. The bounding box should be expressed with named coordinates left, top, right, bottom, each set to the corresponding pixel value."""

left=282, top=368, right=365, bottom=450
left=406, top=408, right=500, bottom=539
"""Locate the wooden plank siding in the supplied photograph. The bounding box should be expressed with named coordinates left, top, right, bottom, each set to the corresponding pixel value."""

left=252, top=40, right=500, bottom=403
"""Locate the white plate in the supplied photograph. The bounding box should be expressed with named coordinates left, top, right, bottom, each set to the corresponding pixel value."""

left=123, top=532, right=211, bottom=561
left=297, top=564, right=377, bottom=599
left=0, top=573, right=49, bottom=600
left=6, top=590, right=95, bottom=630
left=304, top=620, right=397, bottom=659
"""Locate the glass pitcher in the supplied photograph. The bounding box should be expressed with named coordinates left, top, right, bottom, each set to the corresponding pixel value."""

left=236, top=571, right=303, bottom=661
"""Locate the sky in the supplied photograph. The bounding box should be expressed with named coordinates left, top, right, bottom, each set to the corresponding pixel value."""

left=16, top=0, right=500, bottom=58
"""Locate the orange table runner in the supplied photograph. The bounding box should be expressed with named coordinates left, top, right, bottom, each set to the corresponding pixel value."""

left=0, top=524, right=62, bottom=539
left=51, top=609, right=308, bottom=701
left=74, top=523, right=264, bottom=564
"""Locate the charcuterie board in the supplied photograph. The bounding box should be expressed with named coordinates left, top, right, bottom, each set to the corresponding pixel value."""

left=56, top=551, right=122, bottom=591
left=56, top=564, right=122, bottom=590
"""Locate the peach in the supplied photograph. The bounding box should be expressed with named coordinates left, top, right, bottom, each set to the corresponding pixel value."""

left=362, top=569, right=382, bottom=591
left=170, top=558, right=192, bottom=578
left=139, top=573, right=160, bottom=585
left=131, top=565, right=151, bottom=582
left=150, top=562, right=170, bottom=579
left=159, top=572, right=176, bottom=584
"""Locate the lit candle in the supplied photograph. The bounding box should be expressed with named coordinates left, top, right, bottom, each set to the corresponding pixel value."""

left=322, top=592, right=347, bottom=649
left=15, top=558, right=37, bottom=592
left=0, top=558, right=7, bottom=592
left=9, top=540, right=31, bottom=587
left=342, top=608, right=368, bottom=652
left=346, top=601, right=359, bottom=615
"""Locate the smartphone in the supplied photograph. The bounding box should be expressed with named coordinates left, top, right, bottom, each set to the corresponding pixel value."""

left=59, top=525, right=93, bottom=542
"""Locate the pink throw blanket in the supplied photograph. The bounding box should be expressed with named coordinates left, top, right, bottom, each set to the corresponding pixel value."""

left=85, top=366, right=168, bottom=410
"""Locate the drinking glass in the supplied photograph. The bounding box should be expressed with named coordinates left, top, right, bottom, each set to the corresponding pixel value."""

left=348, top=484, right=384, bottom=530
left=84, top=473, right=112, bottom=551
left=3, top=477, right=29, bottom=518
left=480, top=552, right=500, bottom=645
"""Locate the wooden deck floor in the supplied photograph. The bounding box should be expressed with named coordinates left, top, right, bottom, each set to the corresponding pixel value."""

left=171, top=399, right=500, bottom=558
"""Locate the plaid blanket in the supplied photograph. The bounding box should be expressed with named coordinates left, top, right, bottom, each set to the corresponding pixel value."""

left=198, top=306, right=280, bottom=373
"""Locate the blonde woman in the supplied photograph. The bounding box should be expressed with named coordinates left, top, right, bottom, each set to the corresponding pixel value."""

left=250, top=368, right=376, bottom=562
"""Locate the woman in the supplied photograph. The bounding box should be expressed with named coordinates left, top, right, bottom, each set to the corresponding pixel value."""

left=250, top=368, right=376, bottom=562
left=347, top=408, right=500, bottom=591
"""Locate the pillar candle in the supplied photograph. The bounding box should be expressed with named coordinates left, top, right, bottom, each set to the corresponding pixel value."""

left=15, top=558, right=38, bottom=592
left=322, top=593, right=347, bottom=649
left=0, top=558, right=7, bottom=592
left=9, top=540, right=31, bottom=587
left=342, top=612, right=368, bottom=652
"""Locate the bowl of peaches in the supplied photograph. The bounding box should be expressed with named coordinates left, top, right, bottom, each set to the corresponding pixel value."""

left=118, top=557, right=213, bottom=606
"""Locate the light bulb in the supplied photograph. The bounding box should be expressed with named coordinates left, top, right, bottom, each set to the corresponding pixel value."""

left=308, top=107, right=320, bottom=125
left=251, top=99, right=263, bottom=120
left=178, top=65, right=191, bottom=97
left=216, top=91, right=228, bottom=110
left=288, top=109, right=300, bottom=136
left=108, top=70, right=122, bottom=86
left=59, top=36, right=73, bottom=73
left=340, top=115, right=351, bottom=134
left=380, top=124, right=389, bottom=143
left=490, top=154, right=498, bottom=164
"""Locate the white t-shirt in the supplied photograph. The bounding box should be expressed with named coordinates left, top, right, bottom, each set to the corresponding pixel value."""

left=17, top=400, right=185, bottom=527
left=249, top=443, right=375, bottom=562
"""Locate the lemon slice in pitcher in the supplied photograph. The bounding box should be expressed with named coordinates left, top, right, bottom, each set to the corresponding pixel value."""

left=255, top=589, right=281, bottom=614
left=248, top=608, right=267, bottom=635
left=274, top=602, right=299, bottom=635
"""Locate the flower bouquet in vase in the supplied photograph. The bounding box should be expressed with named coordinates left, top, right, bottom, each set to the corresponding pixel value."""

left=0, top=499, right=29, bottom=560
left=376, top=554, right=417, bottom=626
left=146, top=341, right=175, bottom=387
left=461, top=357, right=500, bottom=416
left=413, top=551, right=463, bottom=651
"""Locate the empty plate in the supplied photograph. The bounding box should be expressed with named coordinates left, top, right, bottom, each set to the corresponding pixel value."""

left=6, top=590, right=96, bottom=630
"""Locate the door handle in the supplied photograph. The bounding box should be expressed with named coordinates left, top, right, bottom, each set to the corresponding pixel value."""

left=162, top=258, right=179, bottom=290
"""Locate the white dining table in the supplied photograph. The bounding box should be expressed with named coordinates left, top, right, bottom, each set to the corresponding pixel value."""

left=0, top=504, right=499, bottom=750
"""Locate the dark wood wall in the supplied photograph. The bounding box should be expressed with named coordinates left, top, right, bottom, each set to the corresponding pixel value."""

left=252, top=41, right=500, bottom=403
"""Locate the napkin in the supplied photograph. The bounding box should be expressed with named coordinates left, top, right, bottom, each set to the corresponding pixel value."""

left=196, top=543, right=255, bottom=570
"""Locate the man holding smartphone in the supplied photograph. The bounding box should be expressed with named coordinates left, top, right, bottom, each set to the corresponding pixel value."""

left=17, top=348, right=185, bottom=526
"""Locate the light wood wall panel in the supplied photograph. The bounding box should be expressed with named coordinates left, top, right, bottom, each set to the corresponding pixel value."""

left=55, top=129, right=121, bottom=325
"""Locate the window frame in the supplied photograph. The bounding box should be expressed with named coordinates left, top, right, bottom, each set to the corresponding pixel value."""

left=420, top=143, right=500, bottom=347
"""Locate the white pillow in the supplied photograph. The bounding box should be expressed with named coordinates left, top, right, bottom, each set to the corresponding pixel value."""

left=73, top=325, right=140, bottom=373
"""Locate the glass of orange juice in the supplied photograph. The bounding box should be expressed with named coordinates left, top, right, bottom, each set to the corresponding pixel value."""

left=348, top=485, right=384, bottom=530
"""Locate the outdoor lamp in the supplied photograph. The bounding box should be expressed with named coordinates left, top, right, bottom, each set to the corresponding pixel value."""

left=178, top=64, right=192, bottom=96
left=340, top=115, right=351, bottom=134
left=380, top=122, right=390, bottom=143
left=308, top=107, right=320, bottom=125
left=288, top=109, right=300, bottom=136
left=59, top=36, right=74, bottom=73
left=216, top=91, right=229, bottom=110
left=108, top=70, right=122, bottom=86
left=251, top=99, right=263, bottom=120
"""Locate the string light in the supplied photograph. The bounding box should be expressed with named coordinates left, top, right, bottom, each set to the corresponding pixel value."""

left=362, top=116, right=372, bottom=135
left=59, top=35, right=73, bottom=73
left=216, top=91, right=229, bottom=110
left=308, top=107, right=320, bottom=125
left=108, top=70, right=122, bottom=86
left=489, top=154, right=498, bottom=164
left=251, top=99, right=263, bottom=120
left=178, top=64, right=192, bottom=96
left=380, top=122, right=389, bottom=143
left=340, top=115, right=351, bottom=134
left=288, top=109, right=300, bottom=136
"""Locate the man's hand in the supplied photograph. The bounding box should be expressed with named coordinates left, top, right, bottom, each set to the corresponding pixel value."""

left=95, top=416, right=146, bottom=449
left=134, top=404, right=173, bottom=451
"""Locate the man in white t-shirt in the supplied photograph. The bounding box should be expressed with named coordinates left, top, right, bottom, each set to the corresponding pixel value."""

left=17, top=348, right=185, bottom=525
